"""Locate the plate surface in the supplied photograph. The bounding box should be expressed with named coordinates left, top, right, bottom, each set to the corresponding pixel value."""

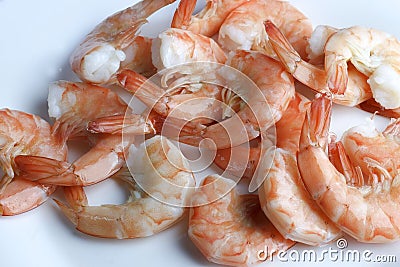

left=0, top=0, right=399, bottom=266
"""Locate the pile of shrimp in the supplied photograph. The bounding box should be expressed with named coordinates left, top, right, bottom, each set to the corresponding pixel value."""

left=2, top=0, right=400, bottom=266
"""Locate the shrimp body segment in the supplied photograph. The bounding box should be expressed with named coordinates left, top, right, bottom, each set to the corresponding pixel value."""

left=298, top=95, right=400, bottom=243
left=189, top=175, right=295, bottom=266
left=258, top=94, right=341, bottom=246
left=171, top=0, right=250, bottom=37
left=152, top=28, right=227, bottom=72
left=56, top=136, right=195, bottom=239
left=218, top=0, right=312, bottom=59
left=70, top=0, right=176, bottom=84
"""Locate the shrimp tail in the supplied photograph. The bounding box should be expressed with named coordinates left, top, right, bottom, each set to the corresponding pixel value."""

left=328, top=141, right=364, bottom=186
left=171, top=0, right=196, bottom=29
left=15, top=156, right=87, bottom=186
left=264, top=20, right=329, bottom=92
left=326, top=55, right=348, bottom=95
left=15, top=155, right=70, bottom=180
left=63, top=186, right=88, bottom=211
left=87, top=114, right=155, bottom=135
left=117, top=69, right=169, bottom=116
left=300, top=94, right=332, bottom=151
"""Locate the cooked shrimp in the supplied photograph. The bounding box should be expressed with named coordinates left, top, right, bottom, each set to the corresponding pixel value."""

left=218, top=0, right=312, bottom=59
left=55, top=136, right=195, bottom=239
left=360, top=98, right=400, bottom=118
left=298, top=94, right=400, bottom=243
left=0, top=109, right=67, bottom=215
left=171, top=0, right=250, bottom=37
left=16, top=81, right=152, bottom=186
left=70, top=0, right=176, bottom=85
left=152, top=28, right=227, bottom=72
left=265, top=21, right=373, bottom=107
left=188, top=174, right=295, bottom=266
left=258, top=93, right=341, bottom=246
left=323, top=26, right=400, bottom=109
left=117, top=69, right=223, bottom=124
left=200, top=50, right=295, bottom=149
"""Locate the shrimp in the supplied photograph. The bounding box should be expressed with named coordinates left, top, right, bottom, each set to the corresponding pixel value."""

left=323, top=26, right=400, bottom=109
left=360, top=98, right=400, bottom=119
left=258, top=93, right=341, bottom=246
left=218, top=0, right=312, bottom=59
left=188, top=175, right=295, bottom=266
left=0, top=109, right=67, bottom=214
left=265, top=21, right=373, bottom=107
left=171, top=0, right=250, bottom=37
left=55, top=136, right=195, bottom=239
left=200, top=50, right=295, bottom=149
left=70, top=0, right=176, bottom=85
left=152, top=28, right=227, bottom=72
left=16, top=81, right=153, bottom=187
left=117, top=69, right=223, bottom=124
left=298, top=94, right=400, bottom=243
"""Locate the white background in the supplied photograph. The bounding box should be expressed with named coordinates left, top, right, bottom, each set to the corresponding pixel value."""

left=0, top=0, right=399, bottom=266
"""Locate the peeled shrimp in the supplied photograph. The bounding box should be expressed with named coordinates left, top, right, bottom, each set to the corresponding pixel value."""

left=188, top=175, right=295, bottom=266
left=55, top=136, right=195, bottom=239
left=16, top=81, right=152, bottom=187
left=322, top=26, right=400, bottom=109
left=200, top=50, right=295, bottom=149
left=70, top=0, right=176, bottom=85
left=0, top=109, right=67, bottom=214
left=171, top=0, right=250, bottom=37
left=298, top=94, right=400, bottom=243
left=218, top=0, right=312, bottom=59
left=265, top=21, right=373, bottom=107
left=258, top=93, right=341, bottom=246
left=152, top=27, right=227, bottom=72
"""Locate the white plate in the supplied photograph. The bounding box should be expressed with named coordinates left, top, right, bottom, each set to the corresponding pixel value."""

left=0, top=0, right=399, bottom=266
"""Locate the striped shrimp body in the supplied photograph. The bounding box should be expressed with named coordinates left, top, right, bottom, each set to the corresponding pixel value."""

left=56, top=136, right=195, bottom=239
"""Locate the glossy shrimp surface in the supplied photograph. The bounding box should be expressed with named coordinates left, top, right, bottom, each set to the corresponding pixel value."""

left=188, top=175, right=295, bottom=266
left=298, top=94, right=400, bottom=243
left=258, top=94, right=341, bottom=246
left=0, top=109, right=67, bottom=214
left=70, top=0, right=176, bottom=84
left=171, top=0, right=250, bottom=37
left=218, top=0, right=312, bottom=59
left=56, top=136, right=195, bottom=239
left=265, top=21, right=373, bottom=107
left=201, top=50, right=295, bottom=149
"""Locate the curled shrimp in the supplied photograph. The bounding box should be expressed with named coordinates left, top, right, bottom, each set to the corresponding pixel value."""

left=55, top=136, right=195, bottom=239
left=298, top=94, right=400, bottom=243
left=218, top=0, right=312, bottom=59
left=200, top=50, right=295, bottom=149
left=0, top=109, right=67, bottom=215
left=188, top=175, right=295, bottom=266
left=322, top=26, right=400, bottom=109
left=16, top=81, right=153, bottom=187
left=265, top=21, right=373, bottom=107
left=70, top=0, right=176, bottom=85
left=171, top=0, right=250, bottom=37
left=258, top=93, right=341, bottom=246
